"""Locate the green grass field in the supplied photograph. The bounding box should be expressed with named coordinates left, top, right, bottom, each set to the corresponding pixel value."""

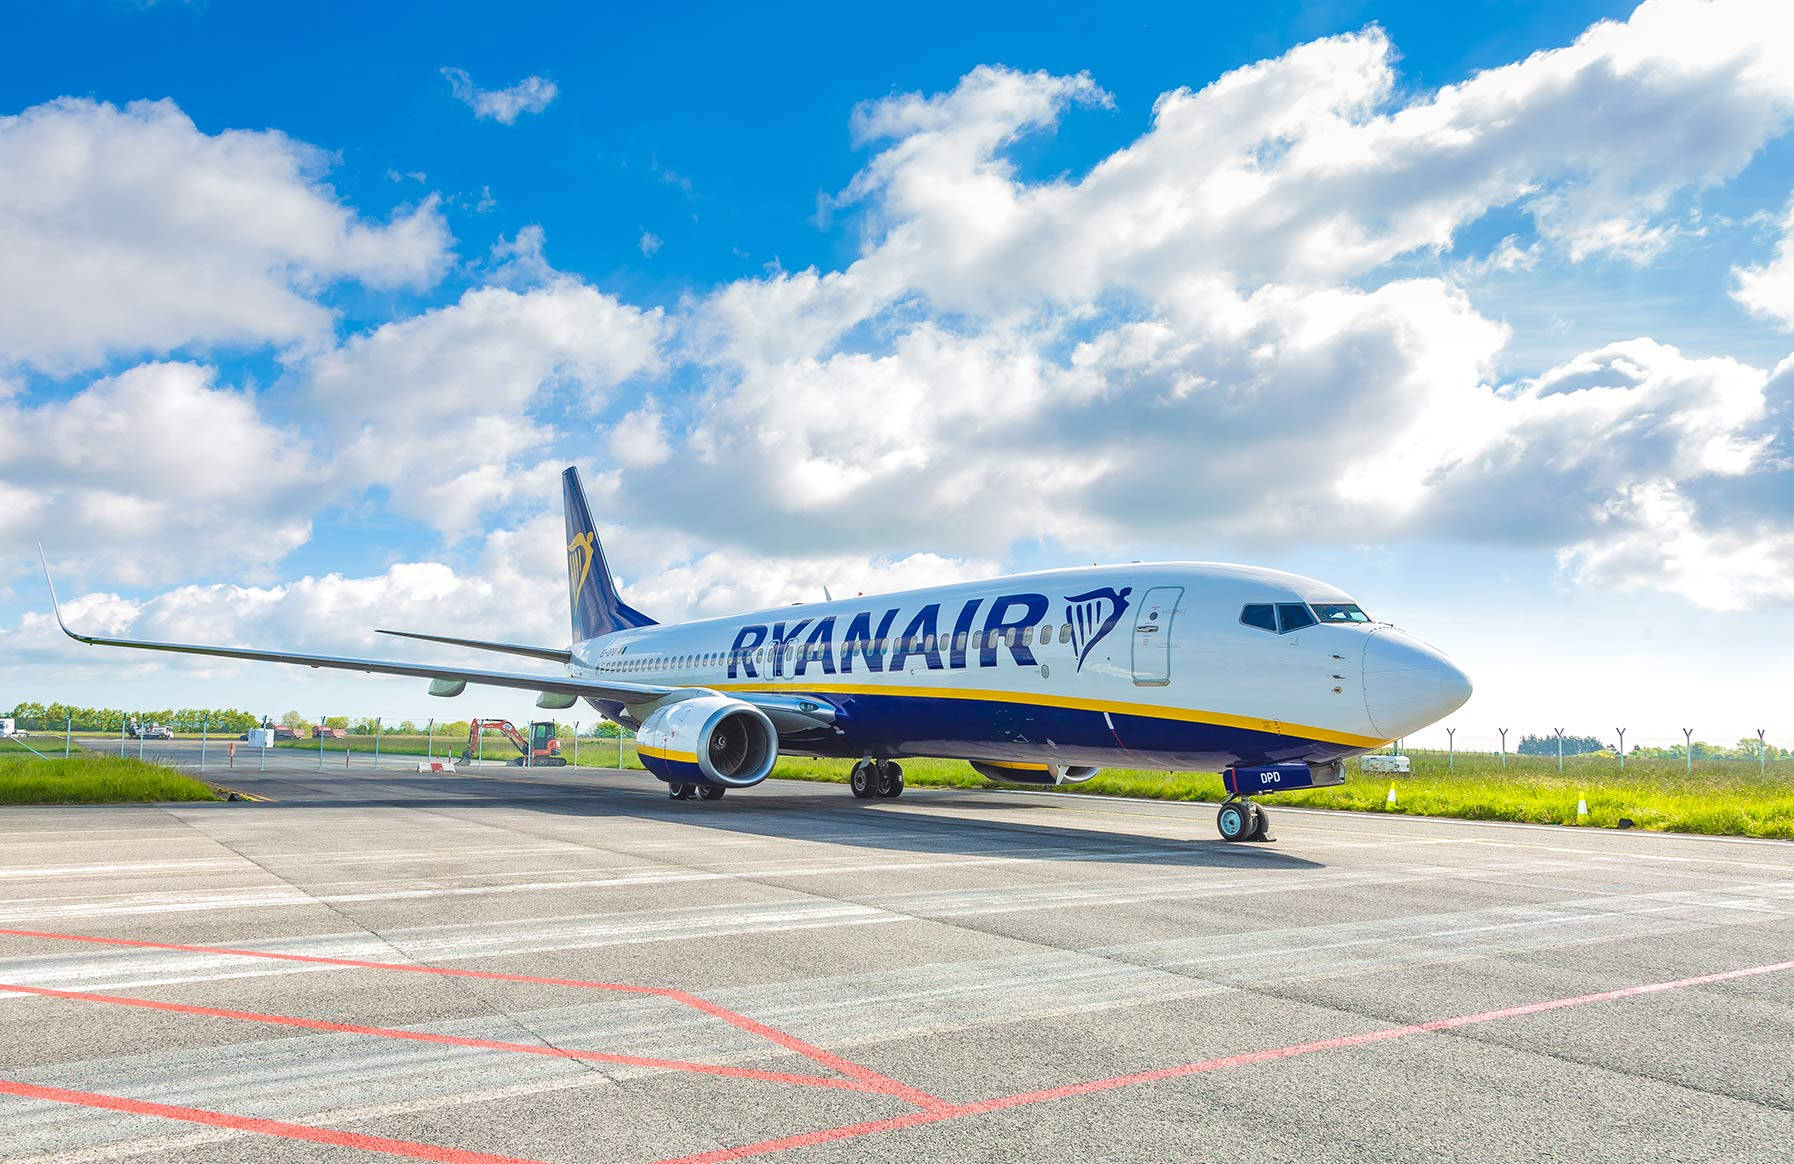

left=0, top=754, right=220, bottom=805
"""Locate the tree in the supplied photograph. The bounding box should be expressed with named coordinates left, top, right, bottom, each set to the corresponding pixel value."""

left=280, top=710, right=308, bottom=730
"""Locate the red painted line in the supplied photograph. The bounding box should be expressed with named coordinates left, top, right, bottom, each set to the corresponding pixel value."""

left=0, top=928, right=946, bottom=1109
left=0, top=1078, right=548, bottom=1164
left=0, top=982, right=871, bottom=1093
left=664, top=988, right=950, bottom=1111
left=646, top=958, right=1794, bottom=1164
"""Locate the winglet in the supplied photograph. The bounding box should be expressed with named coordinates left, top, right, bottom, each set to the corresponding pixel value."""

left=37, top=545, right=91, bottom=644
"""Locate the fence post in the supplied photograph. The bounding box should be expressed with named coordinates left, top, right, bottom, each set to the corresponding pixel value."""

left=478, top=721, right=484, bottom=768
left=201, top=719, right=208, bottom=770
left=1757, top=729, right=1767, bottom=778
left=573, top=722, right=579, bottom=769
left=618, top=724, right=623, bottom=770
left=374, top=717, right=382, bottom=769
left=63, top=713, right=71, bottom=760
left=318, top=717, right=325, bottom=771
left=1683, top=727, right=1694, bottom=775
left=427, top=718, right=435, bottom=762
left=118, top=719, right=125, bottom=757
left=1446, top=727, right=1455, bottom=771
left=1553, top=727, right=1564, bottom=775
left=1498, top=728, right=1508, bottom=770
left=138, top=717, right=145, bottom=761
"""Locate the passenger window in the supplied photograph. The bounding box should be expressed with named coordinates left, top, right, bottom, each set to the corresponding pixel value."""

left=955, top=631, right=967, bottom=651
left=1059, top=624, right=1072, bottom=644
left=1240, top=604, right=1276, bottom=633
left=1276, top=603, right=1316, bottom=633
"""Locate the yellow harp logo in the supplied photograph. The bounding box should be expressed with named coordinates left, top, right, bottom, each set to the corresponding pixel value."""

left=567, top=531, right=596, bottom=611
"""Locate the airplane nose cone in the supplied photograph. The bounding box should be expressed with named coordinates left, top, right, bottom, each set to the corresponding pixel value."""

left=1362, top=628, right=1473, bottom=740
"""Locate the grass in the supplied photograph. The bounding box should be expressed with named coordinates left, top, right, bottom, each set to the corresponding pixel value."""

left=0, top=737, right=82, bottom=756
left=0, top=754, right=220, bottom=805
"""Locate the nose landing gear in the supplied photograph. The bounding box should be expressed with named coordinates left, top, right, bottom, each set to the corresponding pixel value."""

left=1217, top=797, right=1273, bottom=842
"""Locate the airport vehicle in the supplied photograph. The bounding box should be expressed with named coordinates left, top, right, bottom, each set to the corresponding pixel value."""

left=459, top=718, right=566, bottom=767
left=41, top=467, right=1471, bottom=840
left=126, top=721, right=173, bottom=740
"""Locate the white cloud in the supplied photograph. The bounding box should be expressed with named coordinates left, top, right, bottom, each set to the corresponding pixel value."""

left=1732, top=194, right=1794, bottom=327
left=639, top=231, right=662, bottom=257
left=623, top=0, right=1794, bottom=609
left=441, top=68, right=558, bottom=124
left=0, top=98, right=453, bottom=372
left=0, top=362, right=322, bottom=585
left=299, top=252, right=666, bottom=531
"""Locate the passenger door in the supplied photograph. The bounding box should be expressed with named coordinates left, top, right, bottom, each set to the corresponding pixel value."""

left=1131, top=587, right=1181, bottom=686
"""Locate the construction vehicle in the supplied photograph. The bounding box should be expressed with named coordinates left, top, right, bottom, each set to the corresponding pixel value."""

left=460, top=718, right=566, bottom=766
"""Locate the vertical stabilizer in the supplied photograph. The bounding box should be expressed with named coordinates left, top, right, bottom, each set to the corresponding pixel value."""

left=562, top=467, right=656, bottom=642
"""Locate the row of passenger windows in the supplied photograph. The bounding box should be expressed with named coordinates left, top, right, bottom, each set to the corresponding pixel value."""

left=1240, top=601, right=1370, bottom=635
left=601, top=623, right=1086, bottom=674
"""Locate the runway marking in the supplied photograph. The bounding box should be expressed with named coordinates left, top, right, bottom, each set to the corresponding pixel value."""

left=0, top=927, right=945, bottom=1112
left=0, top=981, right=877, bottom=1093
left=0, top=1078, right=549, bottom=1164
left=645, top=957, right=1794, bottom=1164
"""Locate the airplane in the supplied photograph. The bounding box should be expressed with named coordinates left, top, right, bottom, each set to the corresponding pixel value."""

left=41, top=466, right=1471, bottom=842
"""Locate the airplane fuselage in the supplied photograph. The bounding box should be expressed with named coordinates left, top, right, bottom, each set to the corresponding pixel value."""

left=569, top=563, right=1471, bottom=773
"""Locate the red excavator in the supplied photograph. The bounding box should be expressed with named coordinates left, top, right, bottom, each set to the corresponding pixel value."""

left=459, top=719, right=566, bottom=766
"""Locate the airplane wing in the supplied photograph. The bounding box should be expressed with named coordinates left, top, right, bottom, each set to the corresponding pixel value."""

left=39, top=556, right=671, bottom=708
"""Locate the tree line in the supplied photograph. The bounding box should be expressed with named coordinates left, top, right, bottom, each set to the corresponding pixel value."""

left=1515, top=733, right=1786, bottom=760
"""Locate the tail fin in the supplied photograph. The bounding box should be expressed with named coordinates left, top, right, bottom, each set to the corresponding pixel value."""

left=562, top=466, right=656, bottom=642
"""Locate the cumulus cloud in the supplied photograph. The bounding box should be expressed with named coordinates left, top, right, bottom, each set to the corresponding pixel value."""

left=0, top=362, right=323, bottom=585
left=441, top=68, right=558, bottom=124
left=299, top=249, right=666, bottom=531
left=1732, top=195, right=1794, bottom=327
left=0, top=98, right=453, bottom=372
left=594, top=0, right=1794, bottom=610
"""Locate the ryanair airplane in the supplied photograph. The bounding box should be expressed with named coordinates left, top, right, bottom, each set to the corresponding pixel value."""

left=44, top=467, right=1471, bottom=842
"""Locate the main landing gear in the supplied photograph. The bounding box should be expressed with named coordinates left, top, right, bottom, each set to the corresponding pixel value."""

left=669, top=784, right=726, bottom=801
left=1216, top=797, right=1273, bottom=843
left=849, top=759, right=905, bottom=799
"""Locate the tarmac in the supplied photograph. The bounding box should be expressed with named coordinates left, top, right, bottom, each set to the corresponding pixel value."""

left=1, top=738, right=1790, bottom=1162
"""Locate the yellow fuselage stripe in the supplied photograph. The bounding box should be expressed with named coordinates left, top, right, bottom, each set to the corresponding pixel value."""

left=706, top=681, right=1382, bottom=749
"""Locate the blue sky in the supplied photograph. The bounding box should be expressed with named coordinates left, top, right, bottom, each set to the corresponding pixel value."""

left=3, top=0, right=1792, bottom=750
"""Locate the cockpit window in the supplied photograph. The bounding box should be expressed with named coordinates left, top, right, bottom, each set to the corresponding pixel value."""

left=1239, top=604, right=1276, bottom=632
left=1311, top=602, right=1371, bottom=624
left=1275, top=603, right=1316, bottom=633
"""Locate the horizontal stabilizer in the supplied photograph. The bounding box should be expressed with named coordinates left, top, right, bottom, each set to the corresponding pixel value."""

left=377, top=629, right=571, bottom=664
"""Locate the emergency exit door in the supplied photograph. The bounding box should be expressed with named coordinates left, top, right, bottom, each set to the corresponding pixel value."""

left=1131, top=587, right=1181, bottom=685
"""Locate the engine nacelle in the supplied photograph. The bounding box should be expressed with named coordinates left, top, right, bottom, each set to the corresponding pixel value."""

left=970, top=761, right=1100, bottom=786
left=636, top=696, right=778, bottom=788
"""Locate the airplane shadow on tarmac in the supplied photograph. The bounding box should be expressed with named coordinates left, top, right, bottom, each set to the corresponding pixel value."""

left=238, top=767, right=1326, bottom=871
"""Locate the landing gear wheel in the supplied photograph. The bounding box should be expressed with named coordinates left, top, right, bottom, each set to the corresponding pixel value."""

left=697, top=785, right=726, bottom=801
left=850, top=760, right=877, bottom=799
left=1248, top=804, right=1273, bottom=842
left=875, top=761, right=905, bottom=799
left=669, top=783, right=697, bottom=800
left=1217, top=799, right=1256, bottom=842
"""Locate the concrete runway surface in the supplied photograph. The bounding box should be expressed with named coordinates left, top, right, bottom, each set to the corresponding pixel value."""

left=1, top=739, right=1790, bottom=1162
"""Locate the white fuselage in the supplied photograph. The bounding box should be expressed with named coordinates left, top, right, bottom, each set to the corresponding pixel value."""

left=566, top=563, right=1471, bottom=773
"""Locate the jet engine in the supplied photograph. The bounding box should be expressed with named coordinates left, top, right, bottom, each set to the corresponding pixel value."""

left=969, top=761, right=1100, bottom=786
left=636, top=696, right=778, bottom=788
